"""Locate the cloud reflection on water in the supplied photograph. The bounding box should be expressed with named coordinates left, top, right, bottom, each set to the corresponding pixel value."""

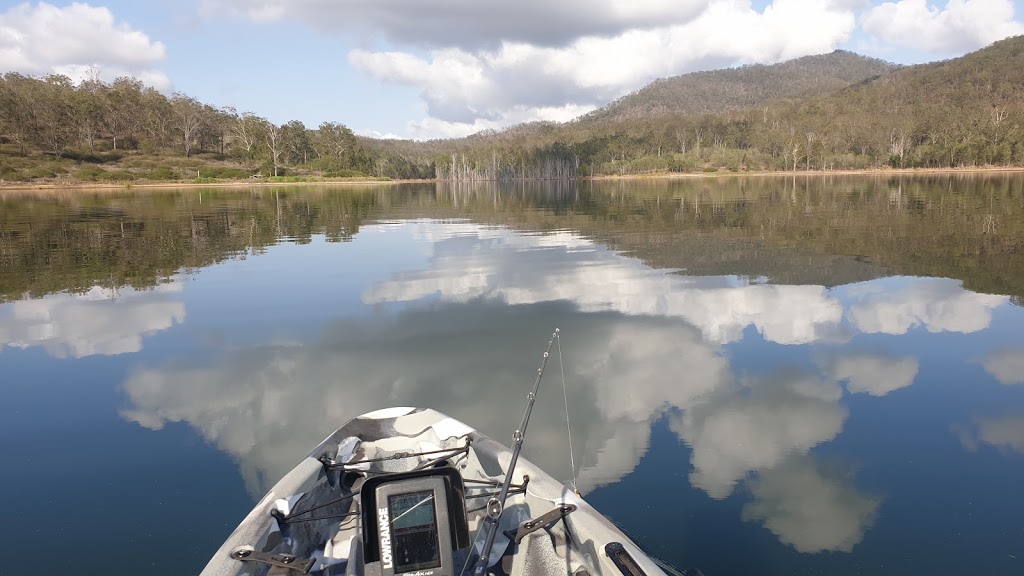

left=116, top=221, right=1013, bottom=554
left=0, top=280, right=185, bottom=358
left=957, top=413, right=1024, bottom=454
left=982, top=349, right=1024, bottom=385
left=670, top=371, right=847, bottom=500
left=827, top=353, right=919, bottom=397
left=844, top=278, right=1007, bottom=335
left=742, top=457, right=881, bottom=554
left=365, top=222, right=845, bottom=345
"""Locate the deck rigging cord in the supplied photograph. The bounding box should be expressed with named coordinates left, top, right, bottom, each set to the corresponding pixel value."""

left=557, top=331, right=580, bottom=496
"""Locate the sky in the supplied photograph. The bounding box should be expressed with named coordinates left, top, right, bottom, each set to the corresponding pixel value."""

left=1, top=0, right=1023, bottom=140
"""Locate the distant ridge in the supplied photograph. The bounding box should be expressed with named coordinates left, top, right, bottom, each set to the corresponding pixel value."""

left=579, top=50, right=898, bottom=123
left=407, top=37, right=1024, bottom=178
left=833, top=34, right=1024, bottom=105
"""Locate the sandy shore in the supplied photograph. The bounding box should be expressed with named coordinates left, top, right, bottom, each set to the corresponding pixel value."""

left=584, top=166, right=1024, bottom=180
left=1, top=166, right=1022, bottom=192
left=0, top=178, right=423, bottom=192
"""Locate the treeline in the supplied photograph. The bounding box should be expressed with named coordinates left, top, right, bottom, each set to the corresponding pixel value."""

left=0, top=72, right=375, bottom=180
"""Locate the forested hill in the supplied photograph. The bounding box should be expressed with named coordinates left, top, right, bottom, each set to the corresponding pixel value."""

left=582, top=51, right=897, bottom=123
left=2, top=38, right=1024, bottom=184
left=415, top=35, right=1024, bottom=179
left=850, top=32, right=1024, bottom=100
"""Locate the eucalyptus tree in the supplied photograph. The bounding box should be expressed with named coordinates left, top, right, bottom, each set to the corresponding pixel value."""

left=31, top=75, right=77, bottom=156
left=103, top=77, right=144, bottom=150
left=75, top=75, right=105, bottom=151
left=140, top=87, right=174, bottom=150
left=264, top=120, right=284, bottom=176
left=171, top=93, right=204, bottom=157
left=0, top=73, right=35, bottom=154
left=313, top=121, right=357, bottom=166
left=229, top=109, right=267, bottom=170
left=197, top=104, right=232, bottom=154
left=282, top=120, right=312, bottom=165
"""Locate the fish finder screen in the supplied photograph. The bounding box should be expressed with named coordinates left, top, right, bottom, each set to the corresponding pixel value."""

left=388, top=491, right=441, bottom=573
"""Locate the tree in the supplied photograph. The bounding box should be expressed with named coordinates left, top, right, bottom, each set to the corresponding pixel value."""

left=73, top=69, right=105, bottom=151
left=314, top=121, right=357, bottom=165
left=0, top=73, right=36, bottom=154
left=282, top=120, right=312, bottom=165
left=31, top=75, right=76, bottom=156
left=197, top=104, right=231, bottom=154
left=265, top=121, right=284, bottom=176
left=140, top=87, right=174, bottom=151
left=171, top=93, right=203, bottom=157
left=103, top=77, right=144, bottom=150
left=229, top=109, right=267, bottom=170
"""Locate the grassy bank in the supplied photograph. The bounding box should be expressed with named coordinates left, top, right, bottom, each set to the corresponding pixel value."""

left=0, top=144, right=391, bottom=189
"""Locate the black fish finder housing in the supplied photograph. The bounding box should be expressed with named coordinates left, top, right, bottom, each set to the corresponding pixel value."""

left=361, top=468, right=471, bottom=576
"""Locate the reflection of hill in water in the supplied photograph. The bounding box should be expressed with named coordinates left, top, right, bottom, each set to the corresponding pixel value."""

left=605, top=233, right=888, bottom=287
left=2, top=174, right=1022, bottom=300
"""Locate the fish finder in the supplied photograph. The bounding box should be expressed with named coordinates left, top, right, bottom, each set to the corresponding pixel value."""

left=361, top=468, right=470, bottom=576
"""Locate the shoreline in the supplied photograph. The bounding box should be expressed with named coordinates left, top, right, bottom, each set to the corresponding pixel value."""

left=1, top=166, right=1022, bottom=192
left=0, top=178, right=423, bottom=192
left=583, top=166, right=1024, bottom=180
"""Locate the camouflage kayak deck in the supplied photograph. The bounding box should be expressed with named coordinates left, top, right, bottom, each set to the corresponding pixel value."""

left=201, top=407, right=667, bottom=576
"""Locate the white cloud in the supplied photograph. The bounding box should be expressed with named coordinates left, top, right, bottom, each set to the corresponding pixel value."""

left=670, top=372, right=847, bottom=499
left=0, top=280, right=185, bottom=358
left=203, top=0, right=709, bottom=50
left=404, top=104, right=598, bottom=140
left=353, top=128, right=403, bottom=140
left=829, top=353, right=919, bottom=396
left=982, top=349, right=1024, bottom=385
left=844, top=278, right=1007, bottom=335
left=742, top=457, right=880, bottom=553
left=347, top=0, right=855, bottom=133
left=862, top=0, right=1024, bottom=54
left=362, top=222, right=845, bottom=345
left=0, top=2, right=169, bottom=88
left=207, top=0, right=856, bottom=137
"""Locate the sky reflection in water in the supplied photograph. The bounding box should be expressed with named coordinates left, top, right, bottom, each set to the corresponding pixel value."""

left=2, top=200, right=1023, bottom=576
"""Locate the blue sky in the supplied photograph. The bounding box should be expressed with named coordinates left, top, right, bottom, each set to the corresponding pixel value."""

left=2, top=0, right=1023, bottom=139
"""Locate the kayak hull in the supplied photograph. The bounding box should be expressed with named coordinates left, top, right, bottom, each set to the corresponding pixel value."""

left=201, top=407, right=667, bottom=576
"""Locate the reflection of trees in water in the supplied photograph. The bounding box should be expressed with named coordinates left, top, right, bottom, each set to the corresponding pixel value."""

left=490, top=174, right=1024, bottom=297
left=0, top=186, right=390, bottom=300
left=2, top=174, right=1022, bottom=301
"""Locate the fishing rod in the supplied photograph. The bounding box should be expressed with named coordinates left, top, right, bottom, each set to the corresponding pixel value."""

left=472, top=329, right=559, bottom=576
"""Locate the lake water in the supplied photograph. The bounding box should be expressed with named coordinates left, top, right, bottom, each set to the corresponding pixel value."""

left=2, top=176, right=1023, bottom=576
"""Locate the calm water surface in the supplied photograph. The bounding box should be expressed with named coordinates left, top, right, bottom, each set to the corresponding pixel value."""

left=2, top=176, right=1023, bottom=575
